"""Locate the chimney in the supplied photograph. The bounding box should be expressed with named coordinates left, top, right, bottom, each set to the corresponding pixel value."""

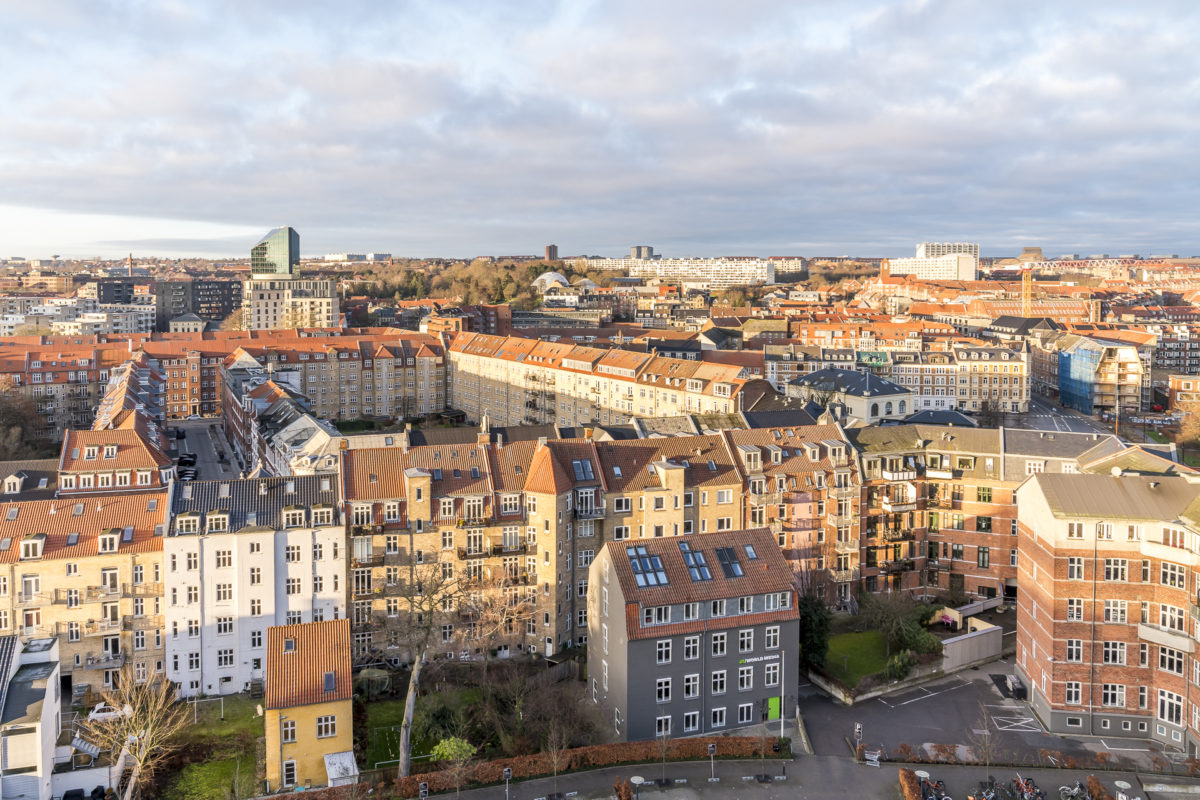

left=496, top=433, right=504, bottom=448
left=537, top=436, right=547, bottom=451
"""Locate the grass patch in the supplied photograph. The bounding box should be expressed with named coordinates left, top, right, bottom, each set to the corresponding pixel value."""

left=335, top=418, right=380, bottom=433
left=826, top=630, right=889, bottom=687
left=362, top=688, right=485, bottom=770
left=163, top=754, right=257, bottom=800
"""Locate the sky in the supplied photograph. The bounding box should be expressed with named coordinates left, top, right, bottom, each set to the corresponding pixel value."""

left=2, top=0, right=1199, bottom=260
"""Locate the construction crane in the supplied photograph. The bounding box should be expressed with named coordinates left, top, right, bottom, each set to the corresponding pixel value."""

left=1020, top=264, right=1033, bottom=317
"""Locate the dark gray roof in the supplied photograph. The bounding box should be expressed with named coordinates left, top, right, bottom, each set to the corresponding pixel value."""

left=790, top=367, right=908, bottom=398
left=0, top=635, right=14, bottom=725
left=0, top=459, right=59, bottom=501
left=848, top=424, right=1003, bottom=456
left=903, top=410, right=979, bottom=427
left=171, top=475, right=341, bottom=533
left=741, top=407, right=820, bottom=430
left=1033, top=473, right=1200, bottom=521
left=407, top=423, right=561, bottom=447
left=2, top=660, right=55, bottom=725
left=1003, top=429, right=1114, bottom=459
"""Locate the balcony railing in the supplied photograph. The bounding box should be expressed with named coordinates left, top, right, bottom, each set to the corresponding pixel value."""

left=574, top=506, right=606, bottom=520
left=827, top=514, right=856, bottom=528
left=829, top=485, right=859, bottom=498
left=831, top=567, right=860, bottom=583
left=84, top=585, right=122, bottom=603
left=880, top=559, right=916, bottom=574
left=834, top=539, right=859, bottom=554
left=83, top=619, right=123, bottom=637
left=926, top=468, right=955, bottom=480
left=750, top=492, right=782, bottom=506
left=122, top=614, right=164, bottom=630
left=457, top=547, right=489, bottom=560
left=881, top=497, right=917, bottom=513
left=83, top=652, right=126, bottom=670
left=881, top=468, right=918, bottom=482
left=457, top=516, right=489, bottom=528
left=122, top=582, right=162, bottom=598
left=15, top=592, right=49, bottom=608
left=352, top=548, right=386, bottom=568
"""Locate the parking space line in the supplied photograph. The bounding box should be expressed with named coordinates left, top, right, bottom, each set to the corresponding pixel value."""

left=895, top=681, right=970, bottom=706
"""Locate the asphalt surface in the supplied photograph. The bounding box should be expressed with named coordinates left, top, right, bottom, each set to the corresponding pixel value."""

left=451, top=754, right=1160, bottom=800
left=170, top=418, right=239, bottom=481
left=1006, top=398, right=1113, bottom=436
left=798, top=669, right=1168, bottom=771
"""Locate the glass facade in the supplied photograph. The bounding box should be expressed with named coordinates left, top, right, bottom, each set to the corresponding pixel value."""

left=251, top=227, right=299, bottom=275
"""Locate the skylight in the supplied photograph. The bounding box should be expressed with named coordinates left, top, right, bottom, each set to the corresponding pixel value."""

left=715, top=547, right=745, bottom=578
left=707, top=459, right=717, bottom=472
left=72, top=503, right=84, bottom=516
left=572, top=459, right=595, bottom=481
left=432, top=468, right=443, bottom=481
left=626, top=545, right=668, bottom=587
left=612, top=466, right=622, bottom=478
left=744, top=544, right=758, bottom=560
left=5, top=508, right=15, bottom=521
left=679, top=541, right=712, bottom=582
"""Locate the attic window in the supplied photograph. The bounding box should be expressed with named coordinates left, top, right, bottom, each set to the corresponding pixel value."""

left=432, top=469, right=443, bottom=481
left=219, top=484, right=230, bottom=498
left=285, top=481, right=295, bottom=493
left=572, top=460, right=595, bottom=481
left=284, top=638, right=296, bottom=653
left=453, top=469, right=461, bottom=478
left=103, top=444, right=117, bottom=459
left=121, top=526, right=134, bottom=542
left=84, top=446, right=98, bottom=460
left=5, top=508, right=16, bottom=521
left=72, top=503, right=84, bottom=516
left=708, top=460, right=717, bottom=472
left=99, top=533, right=118, bottom=553
left=147, top=498, right=158, bottom=511
left=66, top=532, right=79, bottom=546
left=324, top=671, right=336, bottom=692
left=320, top=478, right=330, bottom=491
left=470, top=467, right=480, bottom=479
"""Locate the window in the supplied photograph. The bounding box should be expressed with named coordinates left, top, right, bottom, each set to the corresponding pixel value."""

left=684, top=635, right=699, bottom=661
left=251, top=630, right=262, bottom=648
left=217, top=617, right=233, bottom=635
left=250, top=567, right=261, bottom=585
left=1102, top=684, right=1125, bottom=707
left=216, top=584, right=232, bottom=602
left=765, top=662, right=780, bottom=686
left=711, top=632, right=727, bottom=657
left=1160, top=690, right=1184, bottom=726
left=1104, top=559, right=1127, bottom=581
left=1160, top=646, right=1185, bottom=675
left=739, top=629, right=753, bottom=653
left=1162, top=563, right=1186, bottom=588
left=765, top=626, right=780, bottom=650
left=283, top=509, right=305, bottom=528
left=215, top=550, right=232, bottom=568
left=1103, top=641, right=1126, bottom=665
left=285, top=545, right=301, bottom=563
left=711, top=707, right=726, bottom=728
left=656, top=640, right=672, bottom=664
left=738, top=665, right=753, bottom=691
left=977, top=547, right=990, bottom=568
left=683, top=711, right=699, bottom=732
left=316, top=714, right=337, bottom=738
left=218, top=649, right=233, bottom=667
left=738, top=595, right=753, bottom=614
left=1067, top=522, right=1084, bottom=539
left=1104, top=600, right=1127, bottom=623
left=1066, top=639, right=1082, bottom=662
left=1161, top=605, right=1186, bottom=632
left=642, top=606, right=670, bottom=626
left=286, top=578, right=301, bottom=595
left=281, top=719, right=297, bottom=743
left=711, top=599, right=726, bottom=617
left=684, top=673, right=699, bottom=698
left=716, top=489, right=732, bottom=504
left=683, top=602, right=699, bottom=621
left=1066, top=599, right=1082, bottom=621
left=656, top=678, right=671, bottom=703
left=656, top=716, right=671, bottom=736
left=711, top=670, right=726, bottom=695
left=1067, top=557, right=1083, bottom=580
left=1065, top=682, right=1081, bottom=705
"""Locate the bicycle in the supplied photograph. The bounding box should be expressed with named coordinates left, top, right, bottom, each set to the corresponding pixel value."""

left=921, top=776, right=953, bottom=800
left=1059, top=781, right=1090, bottom=800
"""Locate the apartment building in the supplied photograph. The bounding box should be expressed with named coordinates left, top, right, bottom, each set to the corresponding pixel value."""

left=243, top=276, right=340, bottom=330
left=340, top=424, right=859, bottom=654
left=585, top=257, right=787, bottom=288
left=164, top=476, right=346, bottom=697
left=447, top=332, right=770, bottom=429
left=587, top=529, right=800, bottom=741
left=916, top=242, right=980, bottom=261
left=1016, top=473, right=1200, bottom=752
left=0, top=636, right=61, bottom=800
left=886, top=254, right=978, bottom=282
left=1044, top=334, right=1149, bottom=414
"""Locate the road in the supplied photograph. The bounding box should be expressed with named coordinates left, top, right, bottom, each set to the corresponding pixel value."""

left=170, top=418, right=239, bottom=481
left=451, top=753, right=1160, bottom=800
left=1007, top=398, right=1114, bottom=437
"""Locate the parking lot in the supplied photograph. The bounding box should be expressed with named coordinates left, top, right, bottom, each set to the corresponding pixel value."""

left=169, top=418, right=238, bottom=481
left=798, top=668, right=1169, bottom=770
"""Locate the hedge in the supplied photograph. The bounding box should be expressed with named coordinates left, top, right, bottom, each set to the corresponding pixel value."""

left=899, top=768, right=922, bottom=800
left=312, top=736, right=786, bottom=798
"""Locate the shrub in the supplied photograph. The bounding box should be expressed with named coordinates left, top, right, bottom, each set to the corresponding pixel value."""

left=1087, top=775, right=1112, bottom=800
left=899, top=768, right=922, bottom=800
left=883, top=651, right=917, bottom=681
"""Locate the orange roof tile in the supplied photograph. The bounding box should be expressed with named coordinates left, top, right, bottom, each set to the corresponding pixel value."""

left=265, top=619, right=353, bottom=710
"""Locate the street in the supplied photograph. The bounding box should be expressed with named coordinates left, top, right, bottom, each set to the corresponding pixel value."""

left=170, top=418, right=239, bottom=480
left=1007, top=398, right=1114, bottom=437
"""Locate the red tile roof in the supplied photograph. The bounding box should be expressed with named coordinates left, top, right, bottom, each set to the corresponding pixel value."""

left=265, top=619, right=353, bottom=710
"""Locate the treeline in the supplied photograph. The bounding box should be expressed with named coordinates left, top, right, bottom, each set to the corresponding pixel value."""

left=347, top=258, right=623, bottom=309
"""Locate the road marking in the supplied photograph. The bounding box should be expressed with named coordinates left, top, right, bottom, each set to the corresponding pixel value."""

left=895, top=681, right=970, bottom=706
left=992, top=716, right=1039, bottom=732
left=1099, top=739, right=1151, bottom=752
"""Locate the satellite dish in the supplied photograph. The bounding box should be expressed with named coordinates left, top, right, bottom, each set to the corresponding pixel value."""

left=255, top=704, right=264, bottom=717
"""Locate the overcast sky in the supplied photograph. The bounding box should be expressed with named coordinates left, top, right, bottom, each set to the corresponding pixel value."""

left=3, top=1, right=1199, bottom=260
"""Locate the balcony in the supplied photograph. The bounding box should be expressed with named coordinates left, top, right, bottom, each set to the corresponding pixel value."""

left=574, top=505, right=606, bottom=520
left=491, top=541, right=530, bottom=556
left=456, top=547, right=489, bottom=560
left=926, top=496, right=955, bottom=510
left=829, top=485, right=859, bottom=498
left=750, top=491, right=782, bottom=506
left=827, top=514, right=856, bottom=528
left=880, top=559, right=916, bottom=574
left=83, top=652, right=126, bottom=670
left=122, top=614, right=163, bottom=630
left=84, top=585, right=122, bottom=603
left=926, top=468, right=955, bottom=480
left=881, top=497, right=917, bottom=514
left=834, top=539, right=859, bottom=554
left=352, top=548, right=386, bottom=568
left=881, top=468, right=918, bottom=482
left=82, top=619, right=123, bottom=637
left=15, top=592, right=48, bottom=608
left=122, top=582, right=162, bottom=598
left=1138, top=623, right=1195, bottom=653
left=831, top=567, right=860, bottom=583
left=457, top=516, right=489, bottom=529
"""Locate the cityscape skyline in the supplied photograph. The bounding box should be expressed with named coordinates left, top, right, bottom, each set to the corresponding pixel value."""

left=3, top=2, right=1200, bottom=259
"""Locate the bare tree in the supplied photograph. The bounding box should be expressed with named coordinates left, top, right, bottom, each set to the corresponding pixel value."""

left=657, top=728, right=672, bottom=783
left=74, top=669, right=189, bottom=800
left=543, top=717, right=570, bottom=795
left=966, top=703, right=1004, bottom=775
left=218, top=308, right=245, bottom=331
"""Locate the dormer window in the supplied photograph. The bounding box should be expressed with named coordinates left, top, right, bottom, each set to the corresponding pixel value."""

left=99, top=532, right=118, bottom=553
left=312, top=508, right=333, bottom=526
left=137, top=471, right=151, bottom=486
left=176, top=515, right=200, bottom=534
left=207, top=514, right=229, bottom=533
left=3, top=475, right=20, bottom=494
left=103, top=444, right=117, bottom=459
left=20, top=535, right=44, bottom=560
left=84, top=446, right=98, bottom=460
left=283, top=508, right=306, bottom=528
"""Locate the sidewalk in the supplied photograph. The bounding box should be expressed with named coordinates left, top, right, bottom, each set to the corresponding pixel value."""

left=451, top=754, right=1170, bottom=800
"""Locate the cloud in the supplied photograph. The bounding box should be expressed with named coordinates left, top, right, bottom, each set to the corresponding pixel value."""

left=1, top=1, right=1200, bottom=258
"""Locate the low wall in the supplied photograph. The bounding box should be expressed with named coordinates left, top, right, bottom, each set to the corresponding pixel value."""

left=942, top=624, right=1003, bottom=672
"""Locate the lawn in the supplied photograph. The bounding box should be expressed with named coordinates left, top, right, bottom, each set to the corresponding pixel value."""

left=162, top=696, right=263, bottom=800
left=825, top=630, right=889, bottom=687
left=362, top=687, right=485, bottom=770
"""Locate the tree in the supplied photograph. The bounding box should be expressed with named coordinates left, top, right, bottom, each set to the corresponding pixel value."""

left=657, top=728, right=671, bottom=783
left=978, top=400, right=1002, bottom=428
left=858, top=591, right=919, bottom=656
left=0, top=377, right=55, bottom=460
left=432, top=736, right=477, bottom=798
left=543, top=717, right=570, bottom=795
left=74, top=669, right=189, bottom=800
left=219, top=308, right=245, bottom=331
left=966, top=703, right=1002, bottom=775
left=1178, top=402, right=1200, bottom=447
left=793, top=564, right=832, bottom=669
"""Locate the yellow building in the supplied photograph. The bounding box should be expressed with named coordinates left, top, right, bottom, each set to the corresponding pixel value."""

left=264, top=618, right=357, bottom=791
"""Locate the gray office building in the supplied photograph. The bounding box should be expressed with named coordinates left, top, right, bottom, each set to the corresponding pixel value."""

left=587, top=529, right=800, bottom=742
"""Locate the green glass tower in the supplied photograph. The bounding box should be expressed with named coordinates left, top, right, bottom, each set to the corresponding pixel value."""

left=250, top=227, right=300, bottom=275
